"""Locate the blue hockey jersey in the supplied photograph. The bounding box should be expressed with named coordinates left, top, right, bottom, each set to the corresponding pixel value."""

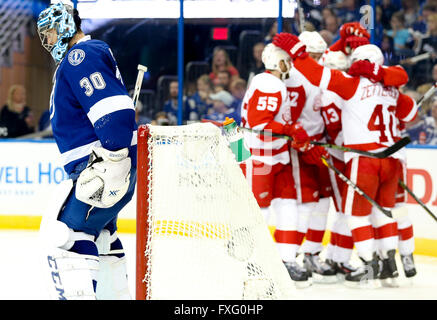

left=49, top=36, right=137, bottom=175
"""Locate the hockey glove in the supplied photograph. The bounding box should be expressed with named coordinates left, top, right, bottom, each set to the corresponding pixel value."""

left=345, top=36, right=370, bottom=53
left=273, top=32, right=308, bottom=60
left=283, top=122, right=311, bottom=150
left=348, top=60, right=385, bottom=83
left=340, top=22, right=370, bottom=41
left=301, top=145, right=330, bottom=166
left=76, top=147, right=131, bottom=208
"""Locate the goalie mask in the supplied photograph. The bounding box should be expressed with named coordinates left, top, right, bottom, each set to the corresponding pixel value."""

left=262, top=43, right=291, bottom=79
left=37, top=2, right=77, bottom=64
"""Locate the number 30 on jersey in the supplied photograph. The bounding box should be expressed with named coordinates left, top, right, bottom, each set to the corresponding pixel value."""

left=80, top=72, right=106, bottom=97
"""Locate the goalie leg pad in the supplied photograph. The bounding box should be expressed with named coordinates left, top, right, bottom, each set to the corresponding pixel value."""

left=95, top=230, right=131, bottom=300
left=96, top=256, right=131, bottom=300
left=45, top=247, right=99, bottom=300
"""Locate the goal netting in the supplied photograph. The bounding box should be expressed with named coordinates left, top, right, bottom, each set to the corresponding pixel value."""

left=136, top=122, right=295, bottom=300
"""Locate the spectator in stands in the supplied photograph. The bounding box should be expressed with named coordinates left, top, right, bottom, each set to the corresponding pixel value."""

left=429, top=97, right=437, bottom=144
left=203, top=90, right=240, bottom=124
left=38, top=109, right=51, bottom=132
left=321, top=7, right=336, bottom=23
left=319, top=29, right=334, bottom=47
left=386, top=11, right=414, bottom=55
left=264, top=20, right=278, bottom=44
left=381, top=34, right=397, bottom=65
left=163, top=80, right=196, bottom=125
left=335, top=0, right=361, bottom=24
left=247, top=42, right=265, bottom=84
left=0, top=84, right=35, bottom=138
left=151, top=111, right=170, bottom=126
left=265, top=20, right=293, bottom=41
left=135, top=100, right=152, bottom=126
left=406, top=96, right=437, bottom=144
left=373, top=5, right=385, bottom=47
left=380, top=0, right=401, bottom=29
left=216, top=70, right=232, bottom=91
left=209, top=47, right=239, bottom=86
left=412, top=3, right=437, bottom=33
left=186, top=74, right=214, bottom=120
left=419, top=12, right=437, bottom=53
left=404, top=13, right=437, bottom=86
left=229, top=78, right=247, bottom=123
left=401, top=0, right=421, bottom=28
left=324, top=15, right=340, bottom=42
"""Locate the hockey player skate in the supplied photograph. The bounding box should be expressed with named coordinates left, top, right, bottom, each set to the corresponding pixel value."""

left=400, top=253, right=417, bottom=278
left=378, top=250, right=399, bottom=287
left=303, top=252, right=337, bottom=283
left=333, top=261, right=357, bottom=281
left=344, top=253, right=380, bottom=288
left=283, top=261, right=312, bottom=288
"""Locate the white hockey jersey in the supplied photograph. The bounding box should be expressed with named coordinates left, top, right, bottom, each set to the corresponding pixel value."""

left=317, top=89, right=344, bottom=161
left=241, top=72, right=290, bottom=165
left=284, top=66, right=325, bottom=141
left=290, top=55, right=418, bottom=164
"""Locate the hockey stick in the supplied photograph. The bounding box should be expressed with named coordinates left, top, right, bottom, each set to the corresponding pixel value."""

left=321, top=156, right=393, bottom=218
left=400, top=52, right=433, bottom=65
left=296, top=0, right=306, bottom=33
left=132, top=64, right=148, bottom=108
left=417, top=82, right=437, bottom=109
left=238, top=126, right=411, bottom=159
left=398, top=180, right=437, bottom=223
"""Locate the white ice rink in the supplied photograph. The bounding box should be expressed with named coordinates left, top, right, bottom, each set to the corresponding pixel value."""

left=1, top=230, right=437, bottom=300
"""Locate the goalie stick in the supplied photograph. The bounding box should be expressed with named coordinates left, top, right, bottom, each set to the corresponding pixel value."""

left=132, top=64, right=148, bottom=108
left=237, top=126, right=411, bottom=159
left=321, top=156, right=393, bottom=218
left=398, top=180, right=437, bottom=223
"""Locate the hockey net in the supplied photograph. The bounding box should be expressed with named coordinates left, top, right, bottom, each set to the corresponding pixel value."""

left=136, top=123, right=295, bottom=300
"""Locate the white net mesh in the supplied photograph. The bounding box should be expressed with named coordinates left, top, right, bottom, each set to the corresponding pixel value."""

left=142, top=122, right=295, bottom=299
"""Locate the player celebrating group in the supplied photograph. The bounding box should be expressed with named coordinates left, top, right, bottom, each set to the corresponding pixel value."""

left=240, top=43, right=319, bottom=287
left=272, top=28, right=418, bottom=286
left=37, top=3, right=137, bottom=299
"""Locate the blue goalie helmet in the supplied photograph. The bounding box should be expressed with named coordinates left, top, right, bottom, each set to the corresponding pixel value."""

left=37, top=2, right=77, bottom=64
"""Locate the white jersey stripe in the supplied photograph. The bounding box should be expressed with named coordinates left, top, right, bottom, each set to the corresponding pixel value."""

left=290, top=148, right=302, bottom=203
left=60, top=130, right=137, bottom=166
left=319, top=67, right=331, bottom=90
left=344, top=156, right=359, bottom=215
left=87, top=95, right=135, bottom=125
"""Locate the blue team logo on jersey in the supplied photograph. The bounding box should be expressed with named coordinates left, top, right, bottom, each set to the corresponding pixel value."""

left=68, top=49, right=86, bottom=66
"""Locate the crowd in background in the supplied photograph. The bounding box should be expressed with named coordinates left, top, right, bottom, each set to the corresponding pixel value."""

left=2, top=0, right=437, bottom=145
left=148, top=0, right=437, bottom=146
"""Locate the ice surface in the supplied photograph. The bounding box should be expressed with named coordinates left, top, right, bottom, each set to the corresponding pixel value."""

left=1, top=230, right=436, bottom=300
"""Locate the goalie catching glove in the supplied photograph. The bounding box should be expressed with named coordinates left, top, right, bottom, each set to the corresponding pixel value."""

left=76, top=147, right=131, bottom=208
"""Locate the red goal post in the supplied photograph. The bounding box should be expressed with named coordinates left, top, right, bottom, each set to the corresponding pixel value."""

left=135, top=123, right=295, bottom=300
